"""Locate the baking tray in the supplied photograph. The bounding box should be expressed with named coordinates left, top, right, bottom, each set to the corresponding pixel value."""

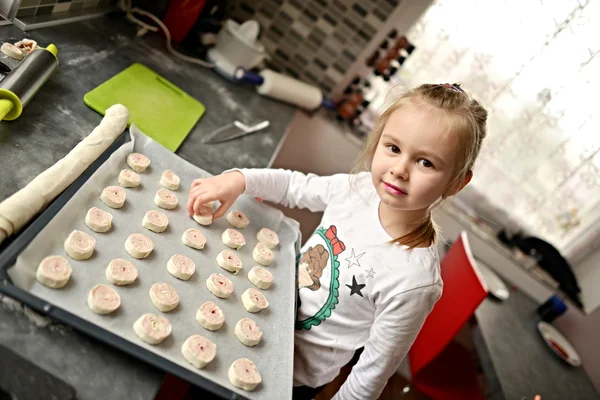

left=0, top=127, right=300, bottom=400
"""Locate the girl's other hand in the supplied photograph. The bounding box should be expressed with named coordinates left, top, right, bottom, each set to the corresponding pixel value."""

left=187, top=171, right=246, bottom=219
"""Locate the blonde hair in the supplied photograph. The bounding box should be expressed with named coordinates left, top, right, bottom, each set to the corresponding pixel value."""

left=352, top=83, right=488, bottom=248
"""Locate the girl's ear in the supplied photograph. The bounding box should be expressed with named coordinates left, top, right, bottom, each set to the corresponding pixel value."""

left=444, top=170, right=473, bottom=198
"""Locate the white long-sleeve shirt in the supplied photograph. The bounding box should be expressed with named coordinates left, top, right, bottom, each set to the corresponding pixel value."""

left=238, top=169, right=442, bottom=400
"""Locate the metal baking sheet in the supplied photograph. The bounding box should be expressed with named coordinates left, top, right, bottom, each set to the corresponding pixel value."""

left=8, top=126, right=299, bottom=400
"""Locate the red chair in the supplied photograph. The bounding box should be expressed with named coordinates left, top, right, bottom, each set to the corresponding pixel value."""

left=407, top=231, right=488, bottom=400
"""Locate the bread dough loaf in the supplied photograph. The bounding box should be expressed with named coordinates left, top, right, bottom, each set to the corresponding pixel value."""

left=227, top=210, right=249, bottom=229
left=181, top=335, right=216, bottom=369
left=192, top=205, right=213, bottom=225
left=100, top=186, right=126, bottom=209
left=85, top=207, right=113, bottom=233
left=0, top=104, right=129, bottom=246
left=216, top=249, right=242, bottom=274
left=87, top=284, right=121, bottom=314
left=105, top=258, right=138, bottom=285
left=221, top=228, right=245, bottom=250
left=36, top=255, right=72, bottom=289
left=125, top=233, right=154, bottom=259
left=241, top=288, right=269, bottom=313
left=133, top=313, right=171, bottom=345
left=64, top=230, right=95, bottom=260
left=167, top=254, right=195, bottom=280
left=127, top=153, right=150, bottom=172
left=234, top=318, right=262, bottom=346
left=196, top=301, right=225, bottom=331
left=206, top=273, right=233, bottom=299
left=257, top=228, right=279, bottom=249
left=248, top=266, right=272, bottom=289
left=118, top=169, right=141, bottom=187
left=149, top=283, right=180, bottom=312
left=252, top=242, right=274, bottom=266
left=142, top=210, right=168, bottom=233
left=228, top=358, right=262, bottom=391
left=181, top=228, right=206, bottom=250
left=160, top=170, right=180, bottom=190
left=154, top=188, right=178, bottom=210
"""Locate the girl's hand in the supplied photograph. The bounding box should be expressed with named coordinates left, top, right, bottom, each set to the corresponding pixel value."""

left=187, top=171, right=246, bottom=219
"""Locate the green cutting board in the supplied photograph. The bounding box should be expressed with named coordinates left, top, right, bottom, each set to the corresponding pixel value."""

left=84, top=63, right=205, bottom=152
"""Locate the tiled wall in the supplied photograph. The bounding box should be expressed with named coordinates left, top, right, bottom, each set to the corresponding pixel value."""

left=227, top=0, right=403, bottom=95
left=15, top=0, right=116, bottom=19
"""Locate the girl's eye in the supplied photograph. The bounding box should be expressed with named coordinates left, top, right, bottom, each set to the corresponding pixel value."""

left=418, top=159, right=434, bottom=168
left=386, top=145, right=400, bottom=154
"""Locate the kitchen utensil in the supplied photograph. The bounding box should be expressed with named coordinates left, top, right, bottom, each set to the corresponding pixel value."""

left=537, top=322, right=582, bottom=367
left=202, top=119, right=270, bottom=144
left=207, top=19, right=266, bottom=80
left=84, top=63, right=205, bottom=152
left=0, top=44, right=58, bottom=121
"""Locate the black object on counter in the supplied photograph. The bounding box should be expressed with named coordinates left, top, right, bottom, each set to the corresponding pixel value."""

left=537, top=295, right=568, bottom=323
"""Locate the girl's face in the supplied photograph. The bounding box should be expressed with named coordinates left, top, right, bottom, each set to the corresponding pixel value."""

left=371, top=105, right=461, bottom=213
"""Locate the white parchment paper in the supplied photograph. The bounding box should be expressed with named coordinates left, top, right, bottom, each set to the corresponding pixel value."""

left=9, top=126, right=300, bottom=400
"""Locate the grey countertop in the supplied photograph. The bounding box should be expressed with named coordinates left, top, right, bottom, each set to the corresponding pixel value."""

left=0, top=15, right=296, bottom=400
left=474, top=290, right=599, bottom=400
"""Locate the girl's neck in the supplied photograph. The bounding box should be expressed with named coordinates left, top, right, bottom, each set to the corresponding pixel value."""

left=378, top=201, right=430, bottom=240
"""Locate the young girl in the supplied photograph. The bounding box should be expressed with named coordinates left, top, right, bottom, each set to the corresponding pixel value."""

left=187, top=83, right=487, bottom=399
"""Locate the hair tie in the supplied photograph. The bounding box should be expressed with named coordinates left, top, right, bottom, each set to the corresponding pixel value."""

left=440, top=83, right=465, bottom=93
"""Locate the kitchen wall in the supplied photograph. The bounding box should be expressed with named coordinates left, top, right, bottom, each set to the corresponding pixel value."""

left=227, top=0, right=431, bottom=96
left=1, top=0, right=117, bottom=20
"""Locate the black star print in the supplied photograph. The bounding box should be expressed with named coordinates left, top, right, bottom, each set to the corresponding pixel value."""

left=346, top=275, right=366, bottom=297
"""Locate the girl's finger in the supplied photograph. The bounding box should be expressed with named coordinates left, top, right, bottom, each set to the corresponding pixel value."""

left=191, top=179, right=203, bottom=189
left=187, top=187, right=208, bottom=215
left=193, top=193, right=218, bottom=215
left=213, top=200, right=232, bottom=220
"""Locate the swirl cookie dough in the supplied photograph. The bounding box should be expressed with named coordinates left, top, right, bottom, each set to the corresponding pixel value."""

left=234, top=318, right=262, bottom=346
left=150, top=283, right=180, bottom=312
left=154, top=188, right=178, bottom=210
left=64, top=230, right=95, bottom=260
left=248, top=266, right=272, bottom=289
left=85, top=207, right=113, bottom=233
left=126, top=153, right=150, bottom=172
left=105, top=258, right=138, bottom=285
left=216, top=249, right=242, bottom=274
left=87, top=284, right=121, bottom=314
left=181, top=228, right=206, bottom=250
left=36, top=256, right=72, bottom=288
left=160, top=170, right=180, bottom=190
left=252, top=242, right=274, bottom=266
left=100, top=186, right=126, bottom=209
left=196, top=301, right=225, bottom=331
left=133, top=313, right=171, bottom=344
left=125, top=233, right=154, bottom=259
left=181, top=335, right=216, bottom=369
left=227, top=210, right=249, bottom=229
left=206, top=273, right=233, bottom=299
left=241, top=288, right=269, bottom=313
left=222, top=228, right=245, bottom=250
left=257, top=228, right=279, bottom=249
left=167, top=254, right=195, bottom=280
left=118, top=169, right=141, bottom=187
left=142, top=210, right=169, bottom=233
left=192, top=205, right=213, bottom=225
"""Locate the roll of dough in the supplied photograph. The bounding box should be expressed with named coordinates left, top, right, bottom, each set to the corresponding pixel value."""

left=118, top=169, right=141, bottom=187
left=88, top=284, right=121, bottom=314
left=227, top=210, right=249, bottom=229
left=142, top=210, right=169, bottom=233
left=64, top=230, right=95, bottom=260
left=125, top=233, right=154, bottom=259
left=248, top=266, right=272, bottom=290
left=36, top=255, right=72, bottom=289
left=149, top=283, right=180, bottom=312
left=256, top=228, right=279, bottom=249
left=100, top=186, right=126, bottom=209
left=206, top=273, right=233, bottom=299
left=181, top=228, right=206, bottom=250
left=127, top=153, right=150, bottom=172
left=234, top=318, right=262, bottom=346
left=216, top=249, right=242, bottom=274
left=228, top=358, right=262, bottom=391
left=222, top=228, right=245, bottom=250
left=167, top=254, right=195, bottom=280
left=196, top=301, right=225, bottom=331
left=154, top=188, right=178, bottom=210
left=85, top=207, right=113, bottom=233
left=160, top=170, right=180, bottom=190
left=252, top=242, right=274, bottom=266
left=133, top=313, right=171, bottom=345
left=241, top=288, right=269, bottom=313
left=181, top=335, right=216, bottom=369
left=0, top=104, right=129, bottom=245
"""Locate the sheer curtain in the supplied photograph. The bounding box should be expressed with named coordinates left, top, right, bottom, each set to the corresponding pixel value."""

left=401, top=0, right=600, bottom=263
